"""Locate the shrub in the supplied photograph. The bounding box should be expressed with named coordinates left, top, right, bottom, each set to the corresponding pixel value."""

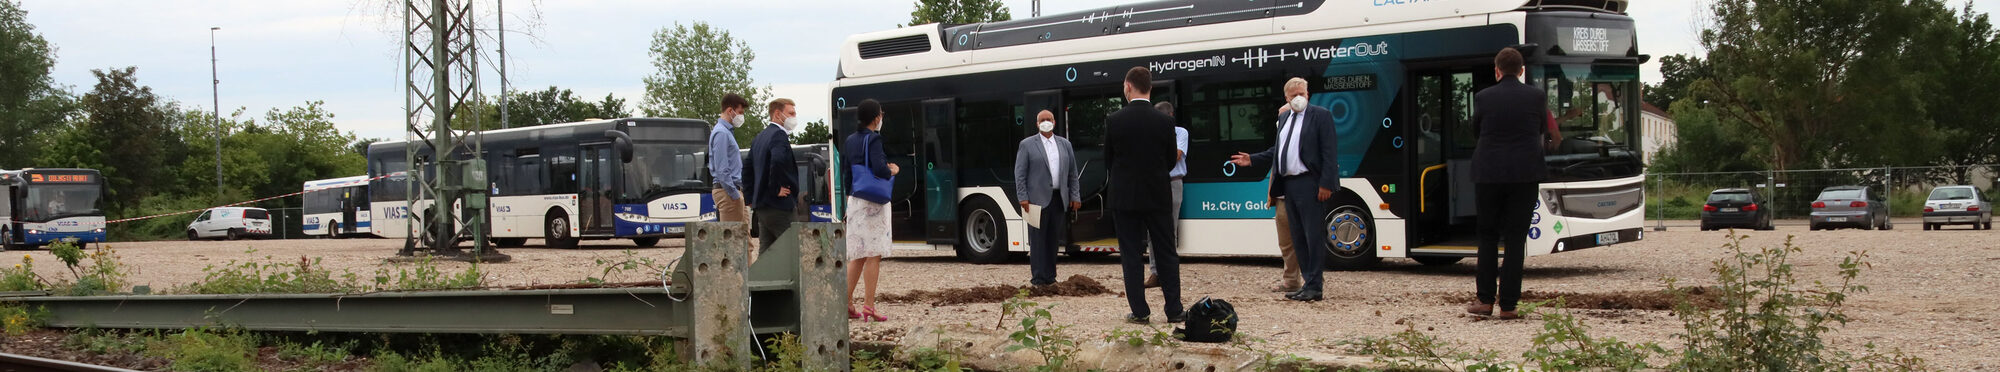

left=1665, top=232, right=1923, bottom=371
left=0, top=254, right=48, bottom=291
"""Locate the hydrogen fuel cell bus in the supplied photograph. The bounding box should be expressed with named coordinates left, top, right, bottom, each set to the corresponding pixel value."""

left=302, top=175, right=373, bottom=238
left=830, top=0, right=1648, bottom=268
left=367, top=118, right=714, bottom=248
left=0, top=168, right=108, bottom=249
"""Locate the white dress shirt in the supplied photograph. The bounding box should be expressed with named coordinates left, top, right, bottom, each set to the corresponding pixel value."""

left=1278, top=113, right=1308, bottom=176
left=1040, top=134, right=1061, bottom=188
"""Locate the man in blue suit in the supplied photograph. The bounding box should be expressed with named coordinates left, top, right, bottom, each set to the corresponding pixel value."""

left=1015, top=109, right=1082, bottom=287
left=1231, top=77, right=1340, bottom=302
left=748, top=98, right=800, bottom=255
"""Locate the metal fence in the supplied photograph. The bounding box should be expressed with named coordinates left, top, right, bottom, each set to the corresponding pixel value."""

left=1646, top=165, right=1999, bottom=227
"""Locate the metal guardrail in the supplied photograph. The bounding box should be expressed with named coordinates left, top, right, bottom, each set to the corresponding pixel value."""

left=0, top=352, right=137, bottom=372
left=1, top=222, right=851, bottom=371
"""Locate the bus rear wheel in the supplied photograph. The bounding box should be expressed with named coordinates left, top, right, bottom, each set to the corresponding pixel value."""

left=632, top=237, right=661, bottom=248
left=956, top=197, right=1009, bottom=264
left=546, top=213, right=579, bottom=249
left=1323, top=202, right=1381, bottom=271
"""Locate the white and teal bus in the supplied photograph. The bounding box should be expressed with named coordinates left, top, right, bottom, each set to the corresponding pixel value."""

left=301, top=175, right=373, bottom=238
left=0, top=168, right=108, bottom=249
left=367, top=118, right=714, bottom=248
left=830, top=0, right=1647, bottom=269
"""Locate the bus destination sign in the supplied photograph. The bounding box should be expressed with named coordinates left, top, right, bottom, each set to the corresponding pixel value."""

left=1557, top=27, right=1632, bottom=56
left=29, top=174, right=92, bottom=183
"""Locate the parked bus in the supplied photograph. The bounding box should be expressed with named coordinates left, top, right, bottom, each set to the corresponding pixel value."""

left=830, top=0, right=1647, bottom=268
left=367, top=118, right=712, bottom=248
left=302, top=175, right=373, bottom=238
left=0, top=168, right=108, bottom=249
left=704, top=143, right=842, bottom=227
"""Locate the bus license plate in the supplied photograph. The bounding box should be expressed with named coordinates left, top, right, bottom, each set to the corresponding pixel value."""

left=1827, top=217, right=1848, bottom=222
left=667, top=226, right=684, bottom=234
left=1595, top=232, right=1620, bottom=245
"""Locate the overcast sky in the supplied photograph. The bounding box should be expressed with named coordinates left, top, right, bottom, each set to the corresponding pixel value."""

left=18, top=1, right=1998, bottom=140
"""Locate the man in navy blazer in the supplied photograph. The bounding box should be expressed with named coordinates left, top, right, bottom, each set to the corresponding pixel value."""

left=1015, top=110, right=1083, bottom=287
left=1464, top=48, right=1550, bottom=320
left=748, top=98, right=800, bottom=256
left=1231, top=77, right=1340, bottom=302
left=1104, top=67, right=1183, bottom=324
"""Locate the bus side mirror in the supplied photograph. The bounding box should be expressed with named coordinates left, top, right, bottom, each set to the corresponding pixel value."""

left=605, top=130, right=634, bottom=163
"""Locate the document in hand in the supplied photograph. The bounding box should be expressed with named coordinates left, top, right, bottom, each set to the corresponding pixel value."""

left=1024, top=204, right=1042, bottom=229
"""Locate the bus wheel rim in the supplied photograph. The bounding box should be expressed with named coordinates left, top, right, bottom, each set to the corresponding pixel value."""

left=966, top=209, right=996, bottom=253
left=551, top=218, right=567, bottom=239
left=1326, top=208, right=1370, bottom=259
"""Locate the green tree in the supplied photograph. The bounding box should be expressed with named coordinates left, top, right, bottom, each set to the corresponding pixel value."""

left=906, top=0, right=1011, bottom=26
left=1690, top=0, right=1956, bottom=171
left=792, top=119, right=832, bottom=145
left=38, top=67, right=183, bottom=212
left=1928, top=4, right=2000, bottom=183
left=640, top=22, right=769, bottom=144
left=0, top=0, right=73, bottom=168
left=1642, top=54, right=1706, bottom=108
left=454, top=86, right=632, bottom=130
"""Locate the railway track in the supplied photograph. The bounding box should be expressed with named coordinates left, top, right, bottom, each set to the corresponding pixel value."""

left=0, top=353, right=134, bottom=372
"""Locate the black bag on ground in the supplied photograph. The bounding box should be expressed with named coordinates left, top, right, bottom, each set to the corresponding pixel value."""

left=1176, top=296, right=1238, bottom=343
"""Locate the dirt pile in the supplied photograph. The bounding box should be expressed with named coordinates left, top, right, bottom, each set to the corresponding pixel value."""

left=880, top=274, right=1111, bottom=306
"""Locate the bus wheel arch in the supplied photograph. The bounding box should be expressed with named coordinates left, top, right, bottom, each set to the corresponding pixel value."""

left=1323, top=191, right=1382, bottom=271
left=956, top=195, right=1010, bottom=264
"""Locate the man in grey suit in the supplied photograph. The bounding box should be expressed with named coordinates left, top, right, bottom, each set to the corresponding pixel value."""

left=1015, top=109, right=1082, bottom=286
left=1231, top=77, right=1341, bottom=302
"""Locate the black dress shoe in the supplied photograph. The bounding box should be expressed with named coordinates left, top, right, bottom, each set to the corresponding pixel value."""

left=1124, top=314, right=1149, bottom=324
left=1166, top=313, right=1187, bottom=323
left=1285, top=290, right=1323, bottom=302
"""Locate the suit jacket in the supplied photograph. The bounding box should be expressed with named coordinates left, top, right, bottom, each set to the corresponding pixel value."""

left=1015, top=134, right=1081, bottom=207
left=1249, top=104, right=1341, bottom=198
left=747, top=123, right=797, bottom=211
left=1103, top=99, right=1178, bottom=212
left=1470, top=78, right=1549, bottom=184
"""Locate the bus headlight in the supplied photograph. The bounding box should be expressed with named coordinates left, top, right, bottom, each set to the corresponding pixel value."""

left=94, top=228, right=105, bottom=234
left=26, top=230, right=41, bottom=235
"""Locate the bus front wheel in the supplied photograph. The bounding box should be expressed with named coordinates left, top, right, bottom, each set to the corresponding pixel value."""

left=632, top=237, right=661, bottom=248
left=956, top=197, right=1009, bottom=264
left=1323, top=202, right=1382, bottom=271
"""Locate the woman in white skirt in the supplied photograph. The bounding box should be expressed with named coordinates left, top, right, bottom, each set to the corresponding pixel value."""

left=844, top=99, right=898, bottom=322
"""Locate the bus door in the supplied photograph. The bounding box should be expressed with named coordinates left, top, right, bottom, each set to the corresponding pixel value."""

left=580, top=144, right=617, bottom=235
left=1408, top=69, right=1487, bottom=247
left=920, top=98, right=958, bottom=244
left=340, top=187, right=359, bottom=234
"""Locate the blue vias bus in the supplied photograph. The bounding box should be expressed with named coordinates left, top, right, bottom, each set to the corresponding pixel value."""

left=367, top=118, right=713, bottom=248
left=0, top=168, right=108, bottom=249
left=830, top=0, right=1647, bottom=269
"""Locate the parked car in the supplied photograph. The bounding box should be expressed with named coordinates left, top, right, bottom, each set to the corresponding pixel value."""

left=187, top=207, right=273, bottom=240
left=1809, top=186, right=1891, bottom=230
left=1922, top=185, right=1992, bottom=230
left=1700, top=188, right=1774, bottom=231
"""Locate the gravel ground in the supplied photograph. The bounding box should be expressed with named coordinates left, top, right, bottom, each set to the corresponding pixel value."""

left=13, top=221, right=1996, bottom=370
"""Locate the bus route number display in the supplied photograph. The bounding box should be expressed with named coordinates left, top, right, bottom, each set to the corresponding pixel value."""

left=30, top=174, right=92, bottom=183
left=1322, top=74, right=1377, bottom=92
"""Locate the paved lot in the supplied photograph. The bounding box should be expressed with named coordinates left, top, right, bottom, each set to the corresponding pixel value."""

left=17, top=224, right=1997, bottom=369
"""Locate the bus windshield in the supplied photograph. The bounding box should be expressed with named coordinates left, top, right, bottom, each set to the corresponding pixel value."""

left=23, top=183, right=102, bottom=221
left=623, top=142, right=709, bottom=200
left=1543, top=63, right=1643, bottom=181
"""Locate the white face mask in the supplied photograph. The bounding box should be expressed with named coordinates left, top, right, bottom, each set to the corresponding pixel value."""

left=1289, top=95, right=1308, bottom=112
left=783, top=116, right=801, bottom=130
left=730, top=114, right=745, bottom=125
left=1038, top=120, right=1055, bottom=133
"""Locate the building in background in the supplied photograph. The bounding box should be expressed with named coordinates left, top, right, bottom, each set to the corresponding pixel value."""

left=1640, top=102, right=1675, bottom=165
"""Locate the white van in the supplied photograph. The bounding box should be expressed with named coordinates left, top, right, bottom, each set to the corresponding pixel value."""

left=187, top=207, right=273, bottom=240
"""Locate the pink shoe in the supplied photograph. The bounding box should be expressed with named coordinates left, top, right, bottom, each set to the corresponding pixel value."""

left=861, top=306, right=888, bottom=322
left=849, top=306, right=862, bottom=319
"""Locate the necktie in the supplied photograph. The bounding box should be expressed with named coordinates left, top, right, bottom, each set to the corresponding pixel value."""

left=1276, top=113, right=1296, bottom=176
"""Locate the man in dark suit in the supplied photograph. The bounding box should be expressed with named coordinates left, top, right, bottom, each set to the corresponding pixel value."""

left=1015, top=110, right=1083, bottom=287
left=1463, top=48, right=1550, bottom=320
left=1230, top=77, right=1340, bottom=302
left=1104, top=66, right=1183, bottom=324
left=748, top=98, right=801, bottom=256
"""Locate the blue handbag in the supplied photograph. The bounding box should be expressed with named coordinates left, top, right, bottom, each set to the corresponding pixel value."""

left=850, top=133, right=894, bottom=204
